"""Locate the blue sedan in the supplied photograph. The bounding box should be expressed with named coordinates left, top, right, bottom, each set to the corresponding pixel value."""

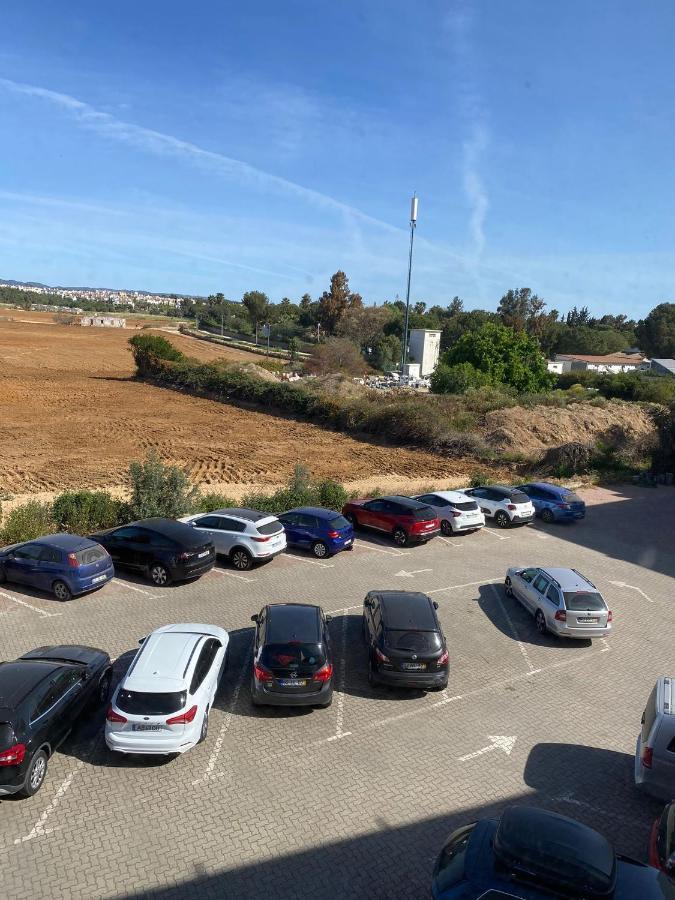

left=517, top=482, right=586, bottom=523
left=0, top=534, right=114, bottom=601
left=277, top=507, right=354, bottom=559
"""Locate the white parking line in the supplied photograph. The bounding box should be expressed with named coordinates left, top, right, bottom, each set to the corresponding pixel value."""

left=14, top=761, right=84, bottom=844
left=0, top=590, right=62, bottom=619
left=209, top=568, right=256, bottom=583
left=489, top=583, right=535, bottom=673
left=111, top=578, right=156, bottom=596
left=329, top=613, right=352, bottom=741
left=283, top=555, right=334, bottom=569
left=351, top=543, right=410, bottom=557
left=438, top=535, right=463, bottom=548
left=327, top=604, right=362, bottom=615
left=427, top=578, right=501, bottom=595
left=609, top=581, right=655, bottom=603
left=479, top=528, right=509, bottom=541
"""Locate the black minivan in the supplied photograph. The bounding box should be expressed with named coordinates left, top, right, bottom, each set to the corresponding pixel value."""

left=250, top=603, right=334, bottom=708
left=91, top=518, right=216, bottom=586
left=363, top=591, right=449, bottom=690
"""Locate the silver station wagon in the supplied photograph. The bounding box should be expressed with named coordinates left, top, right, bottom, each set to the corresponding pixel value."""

left=504, top=566, right=612, bottom=639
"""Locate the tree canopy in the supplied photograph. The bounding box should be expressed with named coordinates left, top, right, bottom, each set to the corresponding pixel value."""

left=636, top=303, right=675, bottom=358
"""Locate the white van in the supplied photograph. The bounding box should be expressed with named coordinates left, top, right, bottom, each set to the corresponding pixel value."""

left=635, top=676, right=675, bottom=800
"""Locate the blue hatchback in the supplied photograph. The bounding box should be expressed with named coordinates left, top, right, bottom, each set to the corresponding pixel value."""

left=277, top=507, right=354, bottom=559
left=517, top=482, right=586, bottom=523
left=0, top=534, right=114, bottom=601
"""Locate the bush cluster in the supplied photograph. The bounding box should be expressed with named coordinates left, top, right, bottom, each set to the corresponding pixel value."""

left=556, top=370, right=675, bottom=405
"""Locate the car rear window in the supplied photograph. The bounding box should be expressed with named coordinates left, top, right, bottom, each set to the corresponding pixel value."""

left=509, top=491, right=530, bottom=504
left=562, top=491, right=582, bottom=503
left=75, top=545, right=108, bottom=565
left=385, top=630, right=442, bottom=652
left=563, top=591, right=606, bottom=611
left=412, top=506, right=435, bottom=521
left=260, top=643, right=325, bottom=668
left=329, top=515, right=351, bottom=530
left=116, top=689, right=186, bottom=715
left=256, top=520, right=282, bottom=536
left=0, top=722, right=16, bottom=751
left=452, top=500, right=478, bottom=512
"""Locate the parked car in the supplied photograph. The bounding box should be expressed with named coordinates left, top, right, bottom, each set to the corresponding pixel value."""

left=0, top=534, right=113, bottom=601
left=250, top=603, right=333, bottom=708
left=505, top=566, right=612, bottom=639
left=649, top=801, right=675, bottom=877
left=105, top=623, right=229, bottom=755
left=517, top=481, right=586, bottom=523
left=412, top=491, right=485, bottom=535
left=342, top=495, right=440, bottom=546
left=432, top=804, right=675, bottom=899
left=461, top=485, right=534, bottom=527
left=636, top=677, right=675, bottom=801
left=91, top=518, right=215, bottom=586
left=277, top=507, right=354, bottom=558
left=0, top=644, right=112, bottom=798
left=178, top=508, right=286, bottom=571
left=363, top=591, right=449, bottom=690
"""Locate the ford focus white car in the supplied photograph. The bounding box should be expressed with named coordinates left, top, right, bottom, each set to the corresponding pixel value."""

left=105, top=623, right=229, bottom=755
left=412, top=491, right=485, bottom=535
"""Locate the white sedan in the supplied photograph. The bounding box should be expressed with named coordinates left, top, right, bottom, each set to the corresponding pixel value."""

left=412, top=491, right=485, bottom=535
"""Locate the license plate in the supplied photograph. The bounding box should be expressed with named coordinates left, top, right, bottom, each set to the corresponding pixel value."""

left=92, top=574, right=107, bottom=583
left=197, top=550, right=209, bottom=558
left=344, top=538, right=352, bottom=545
left=278, top=679, right=307, bottom=687
left=402, top=663, right=426, bottom=671
left=578, top=617, right=598, bottom=624
left=132, top=723, right=163, bottom=731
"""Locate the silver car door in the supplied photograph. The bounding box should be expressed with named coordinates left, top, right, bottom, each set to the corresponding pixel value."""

left=514, top=568, right=538, bottom=609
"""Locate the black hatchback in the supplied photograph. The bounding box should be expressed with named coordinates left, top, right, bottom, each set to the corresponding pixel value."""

left=250, top=603, right=334, bottom=708
left=91, top=518, right=216, bottom=586
left=0, top=645, right=112, bottom=798
left=363, top=591, right=449, bottom=690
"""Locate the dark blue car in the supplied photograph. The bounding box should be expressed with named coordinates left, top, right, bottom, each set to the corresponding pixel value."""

left=517, top=482, right=586, bottom=523
left=0, top=534, right=114, bottom=601
left=277, top=507, right=354, bottom=559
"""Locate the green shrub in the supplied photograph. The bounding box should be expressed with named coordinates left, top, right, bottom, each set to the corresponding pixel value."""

left=194, top=492, right=239, bottom=513
left=52, top=490, right=127, bottom=534
left=127, top=452, right=200, bottom=520
left=1, top=501, right=56, bottom=546
left=431, top=362, right=491, bottom=394
left=469, top=470, right=492, bottom=487
left=315, top=479, right=349, bottom=511
left=128, top=334, right=185, bottom=376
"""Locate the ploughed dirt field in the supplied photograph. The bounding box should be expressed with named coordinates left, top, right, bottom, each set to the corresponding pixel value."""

left=0, top=313, right=482, bottom=501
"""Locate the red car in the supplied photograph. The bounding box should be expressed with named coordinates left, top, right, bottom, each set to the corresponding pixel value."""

left=342, top=495, right=440, bottom=547
left=649, top=801, right=675, bottom=877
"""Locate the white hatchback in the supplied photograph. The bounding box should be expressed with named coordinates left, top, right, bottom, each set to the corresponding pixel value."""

left=105, top=623, right=229, bottom=755
left=178, top=508, right=286, bottom=571
left=461, top=486, right=535, bottom=528
left=412, top=491, right=485, bottom=535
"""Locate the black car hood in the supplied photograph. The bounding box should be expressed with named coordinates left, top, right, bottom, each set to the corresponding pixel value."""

left=20, top=645, right=109, bottom=666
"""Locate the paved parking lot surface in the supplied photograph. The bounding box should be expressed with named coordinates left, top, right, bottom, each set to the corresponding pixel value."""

left=1, top=484, right=673, bottom=899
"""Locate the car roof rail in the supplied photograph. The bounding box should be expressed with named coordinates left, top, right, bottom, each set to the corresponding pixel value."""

left=571, top=568, right=595, bottom=589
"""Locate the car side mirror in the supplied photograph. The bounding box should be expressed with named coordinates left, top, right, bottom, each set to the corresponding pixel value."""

left=325, top=615, right=333, bottom=623
left=81, top=670, right=90, bottom=681
left=138, top=636, right=146, bottom=644
left=666, top=853, right=675, bottom=874
left=251, top=614, right=259, bottom=623
left=433, top=601, right=439, bottom=610
left=364, top=598, right=373, bottom=608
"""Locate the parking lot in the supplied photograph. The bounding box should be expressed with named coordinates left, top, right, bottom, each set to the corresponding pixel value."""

left=1, top=483, right=673, bottom=899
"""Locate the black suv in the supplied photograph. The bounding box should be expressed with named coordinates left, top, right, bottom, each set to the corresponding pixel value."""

left=0, top=645, right=112, bottom=798
left=363, top=591, right=449, bottom=690
left=91, top=518, right=216, bottom=586
left=250, top=603, right=334, bottom=708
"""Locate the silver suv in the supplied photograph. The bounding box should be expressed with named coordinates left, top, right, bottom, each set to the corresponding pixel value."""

left=505, top=567, right=612, bottom=639
left=635, top=677, right=675, bottom=800
left=178, top=508, right=286, bottom=571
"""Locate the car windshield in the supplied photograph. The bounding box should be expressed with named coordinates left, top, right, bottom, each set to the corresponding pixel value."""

left=564, top=591, right=606, bottom=611
left=75, top=545, right=108, bottom=565
left=116, top=689, right=186, bottom=715
left=385, top=630, right=442, bottom=652
left=329, top=515, right=351, bottom=530
left=260, top=643, right=325, bottom=668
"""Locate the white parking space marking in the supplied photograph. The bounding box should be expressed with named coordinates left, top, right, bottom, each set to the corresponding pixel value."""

left=458, top=734, right=517, bottom=762
left=281, top=554, right=334, bottom=569
left=328, top=612, right=351, bottom=742
left=599, top=638, right=611, bottom=652
left=489, top=583, right=535, bottom=673
left=351, top=543, right=410, bottom=557
left=479, top=528, right=509, bottom=541
left=427, top=578, right=501, bottom=595
left=609, top=580, right=655, bottom=603
left=394, top=568, right=432, bottom=578
left=111, top=578, right=160, bottom=598
left=531, top=530, right=549, bottom=540
left=327, top=604, right=362, bottom=615
left=438, top=535, right=463, bottom=548
left=14, top=761, right=84, bottom=845
left=0, top=590, right=62, bottom=619
left=209, top=568, right=256, bottom=583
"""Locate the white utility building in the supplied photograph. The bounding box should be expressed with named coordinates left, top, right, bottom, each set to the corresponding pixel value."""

left=408, top=328, right=442, bottom=376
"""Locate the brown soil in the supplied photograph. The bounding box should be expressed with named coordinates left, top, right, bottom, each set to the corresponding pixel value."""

left=0, top=315, right=483, bottom=499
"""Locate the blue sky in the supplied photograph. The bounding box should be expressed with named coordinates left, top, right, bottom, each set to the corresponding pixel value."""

left=1, top=0, right=673, bottom=316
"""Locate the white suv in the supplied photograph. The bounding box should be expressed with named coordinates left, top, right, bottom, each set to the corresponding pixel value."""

left=105, top=623, right=229, bottom=755
left=461, top=486, right=534, bottom=528
left=178, top=508, right=287, bottom=571
left=412, top=491, right=485, bottom=535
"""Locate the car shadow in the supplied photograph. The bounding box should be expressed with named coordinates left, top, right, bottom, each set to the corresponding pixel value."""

left=476, top=583, right=592, bottom=650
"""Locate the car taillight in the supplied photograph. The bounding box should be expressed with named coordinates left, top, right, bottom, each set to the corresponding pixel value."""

left=67, top=552, right=79, bottom=568
left=554, top=610, right=567, bottom=622
left=607, top=610, right=613, bottom=623
left=313, top=663, right=333, bottom=683
left=0, top=743, right=26, bottom=766
left=166, top=705, right=198, bottom=726
left=252, top=536, right=270, bottom=543
left=507, top=504, right=517, bottom=511
left=327, top=530, right=340, bottom=538
left=642, top=746, right=653, bottom=768
left=106, top=704, right=127, bottom=724
left=374, top=648, right=389, bottom=663
left=437, top=649, right=449, bottom=667
left=254, top=663, right=273, bottom=683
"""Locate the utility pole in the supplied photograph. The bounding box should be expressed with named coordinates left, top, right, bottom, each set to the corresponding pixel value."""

left=220, top=309, right=224, bottom=336
left=400, top=193, right=418, bottom=374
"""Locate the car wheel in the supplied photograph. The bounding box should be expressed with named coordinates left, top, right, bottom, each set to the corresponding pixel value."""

left=18, top=749, right=48, bottom=798
left=312, top=541, right=329, bottom=559
left=149, top=562, right=170, bottom=586
left=230, top=548, right=253, bottom=571
left=52, top=580, right=72, bottom=602
left=495, top=511, right=510, bottom=528
left=504, top=577, right=513, bottom=597
left=97, top=672, right=112, bottom=705
left=393, top=527, right=408, bottom=547
left=535, top=610, right=548, bottom=635
left=199, top=707, right=209, bottom=743
left=440, top=520, right=453, bottom=536
left=541, top=508, right=555, bottom=524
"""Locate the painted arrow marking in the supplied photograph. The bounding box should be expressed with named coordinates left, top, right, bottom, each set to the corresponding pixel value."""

left=458, top=735, right=517, bottom=762
left=609, top=581, right=654, bottom=603
left=394, top=569, right=433, bottom=578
